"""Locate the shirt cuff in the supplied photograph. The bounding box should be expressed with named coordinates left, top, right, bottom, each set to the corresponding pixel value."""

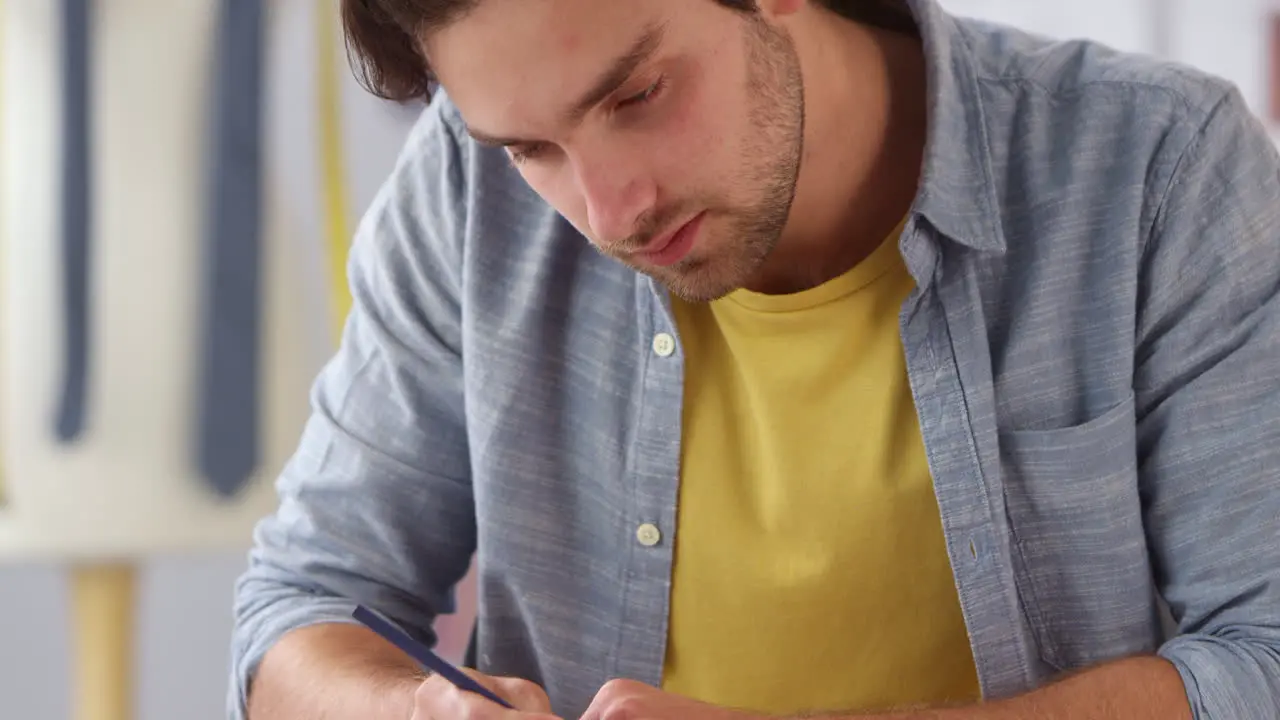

left=226, top=596, right=366, bottom=720
left=1158, top=631, right=1280, bottom=720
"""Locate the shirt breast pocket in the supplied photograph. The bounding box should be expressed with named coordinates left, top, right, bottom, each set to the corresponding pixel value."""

left=997, top=392, right=1155, bottom=671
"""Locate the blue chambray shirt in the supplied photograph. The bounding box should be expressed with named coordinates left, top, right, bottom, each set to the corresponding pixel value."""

left=229, top=1, right=1280, bottom=717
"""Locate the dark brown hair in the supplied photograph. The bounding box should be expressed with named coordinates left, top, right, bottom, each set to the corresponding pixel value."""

left=341, top=0, right=917, bottom=102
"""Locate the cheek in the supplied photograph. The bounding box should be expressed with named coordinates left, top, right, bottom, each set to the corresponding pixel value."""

left=651, top=68, right=743, bottom=191
left=667, top=99, right=716, bottom=166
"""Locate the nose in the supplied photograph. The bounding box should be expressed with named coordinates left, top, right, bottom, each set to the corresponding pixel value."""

left=572, top=150, right=657, bottom=246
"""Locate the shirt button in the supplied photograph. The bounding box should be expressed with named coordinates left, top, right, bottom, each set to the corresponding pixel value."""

left=636, top=523, right=662, bottom=547
left=652, top=333, right=676, bottom=357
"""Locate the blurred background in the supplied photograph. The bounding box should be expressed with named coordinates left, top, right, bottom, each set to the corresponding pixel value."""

left=1, top=1, right=1278, bottom=718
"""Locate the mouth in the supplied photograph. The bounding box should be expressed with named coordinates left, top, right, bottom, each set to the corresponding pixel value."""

left=634, top=212, right=705, bottom=267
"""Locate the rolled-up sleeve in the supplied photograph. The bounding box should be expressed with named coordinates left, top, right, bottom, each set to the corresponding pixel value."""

left=227, top=99, right=477, bottom=719
left=1136, top=86, right=1280, bottom=718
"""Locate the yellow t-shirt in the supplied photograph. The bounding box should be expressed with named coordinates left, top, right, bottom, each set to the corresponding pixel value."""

left=662, top=230, right=981, bottom=715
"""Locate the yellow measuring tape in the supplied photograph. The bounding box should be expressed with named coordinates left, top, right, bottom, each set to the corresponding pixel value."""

left=71, top=562, right=135, bottom=720
left=317, top=0, right=352, bottom=345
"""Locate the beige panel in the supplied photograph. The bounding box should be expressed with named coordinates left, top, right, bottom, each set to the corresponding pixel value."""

left=0, top=0, right=317, bottom=561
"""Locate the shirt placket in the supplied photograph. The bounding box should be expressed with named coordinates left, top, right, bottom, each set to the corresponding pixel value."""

left=899, top=227, right=1037, bottom=700
left=609, top=278, right=685, bottom=687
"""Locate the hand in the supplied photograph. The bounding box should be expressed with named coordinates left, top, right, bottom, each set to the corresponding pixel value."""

left=410, top=668, right=562, bottom=720
left=580, top=679, right=756, bottom=720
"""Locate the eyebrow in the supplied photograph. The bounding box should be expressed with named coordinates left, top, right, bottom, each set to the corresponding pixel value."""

left=465, top=21, right=668, bottom=148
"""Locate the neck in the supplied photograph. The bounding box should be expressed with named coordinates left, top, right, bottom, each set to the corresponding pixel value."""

left=752, top=7, right=927, bottom=294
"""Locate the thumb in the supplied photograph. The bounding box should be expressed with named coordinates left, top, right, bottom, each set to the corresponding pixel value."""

left=459, top=668, right=554, bottom=715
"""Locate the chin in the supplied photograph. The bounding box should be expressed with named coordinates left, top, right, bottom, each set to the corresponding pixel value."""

left=655, top=258, right=747, bottom=304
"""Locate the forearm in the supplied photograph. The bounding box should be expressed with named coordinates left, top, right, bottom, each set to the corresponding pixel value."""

left=246, top=623, right=424, bottom=720
left=864, top=656, right=1191, bottom=720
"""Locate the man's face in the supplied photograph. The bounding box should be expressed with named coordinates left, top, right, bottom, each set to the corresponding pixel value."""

left=428, top=0, right=805, bottom=302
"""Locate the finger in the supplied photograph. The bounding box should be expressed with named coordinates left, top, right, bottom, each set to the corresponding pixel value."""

left=456, top=670, right=552, bottom=714
left=451, top=668, right=508, bottom=704
left=415, top=672, right=559, bottom=720
left=414, top=673, right=507, bottom=720
left=579, top=678, right=646, bottom=720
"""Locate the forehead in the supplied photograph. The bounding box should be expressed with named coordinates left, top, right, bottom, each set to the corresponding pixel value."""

left=425, top=0, right=687, bottom=128
left=428, top=0, right=664, bottom=72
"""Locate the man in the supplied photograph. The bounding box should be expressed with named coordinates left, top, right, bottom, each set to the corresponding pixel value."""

left=230, top=0, right=1280, bottom=718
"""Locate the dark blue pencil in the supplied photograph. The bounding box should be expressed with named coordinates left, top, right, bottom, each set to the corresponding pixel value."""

left=352, top=605, right=514, bottom=709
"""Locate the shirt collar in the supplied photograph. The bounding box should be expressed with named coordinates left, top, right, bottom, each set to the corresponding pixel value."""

left=903, top=0, right=1007, bottom=253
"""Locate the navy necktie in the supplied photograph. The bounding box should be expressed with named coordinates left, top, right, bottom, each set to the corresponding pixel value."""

left=56, top=0, right=91, bottom=443
left=196, top=0, right=265, bottom=498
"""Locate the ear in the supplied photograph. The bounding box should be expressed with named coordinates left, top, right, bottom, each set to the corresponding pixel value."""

left=756, top=0, right=806, bottom=19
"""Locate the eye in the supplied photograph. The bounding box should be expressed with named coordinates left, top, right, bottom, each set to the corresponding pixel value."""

left=617, top=75, right=667, bottom=110
left=508, top=142, right=550, bottom=165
